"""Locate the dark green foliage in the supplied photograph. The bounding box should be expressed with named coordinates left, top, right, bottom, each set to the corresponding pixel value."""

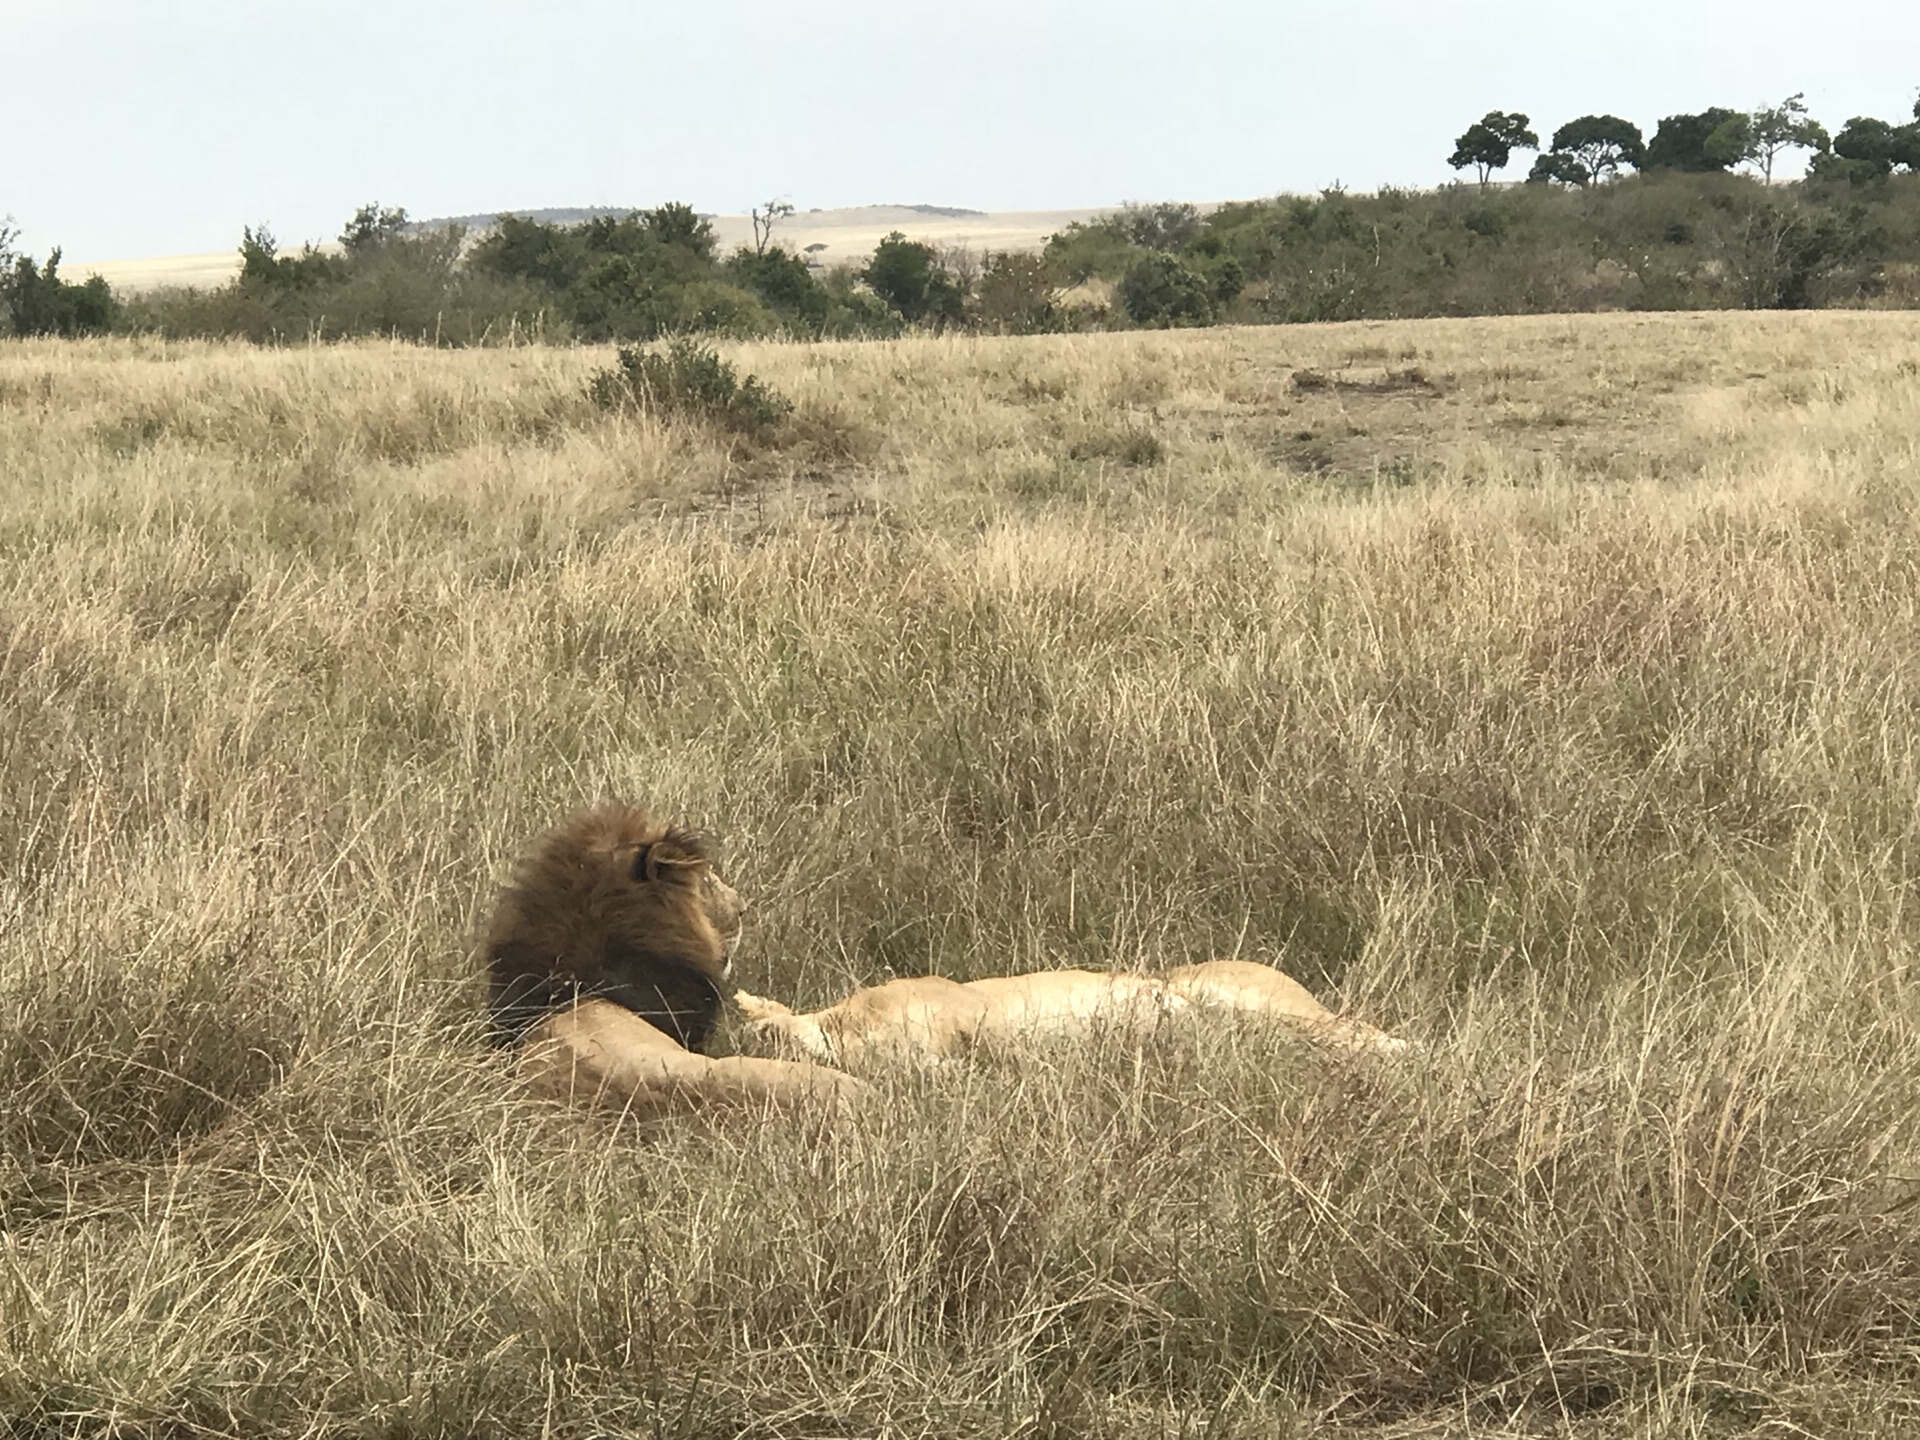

left=131, top=201, right=876, bottom=347
left=1199, top=252, right=1246, bottom=306
left=1449, top=111, right=1540, bottom=183
left=467, top=213, right=592, bottom=292
left=1811, top=114, right=1920, bottom=181
left=1115, top=202, right=1204, bottom=251
left=1042, top=204, right=1208, bottom=287
left=238, top=226, right=345, bottom=291
left=586, top=338, right=793, bottom=437
left=1726, top=95, right=1831, bottom=184
left=722, top=245, right=831, bottom=332
left=469, top=207, right=872, bottom=340
left=816, top=265, right=909, bottom=338
left=862, top=231, right=965, bottom=327
left=555, top=211, right=721, bottom=341
left=643, top=201, right=719, bottom=259
left=1119, top=250, right=1215, bottom=327
left=1041, top=220, right=1139, bottom=284
left=1528, top=151, right=1590, bottom=186
left=570, top=253, right=735, bottom=342
left=338, top=203, right=410, bottom=253
left=1050, top=171, right=1920, bottom=326
left=1543, top=115, right=1646, bottom=184
left=1183, top=229, right=1247, bottom=306
left=128, top=213, right=550, bottom=345
left=1646, top=109, right=1743, bottom=172
left=0, top=247, right=119, bottom=337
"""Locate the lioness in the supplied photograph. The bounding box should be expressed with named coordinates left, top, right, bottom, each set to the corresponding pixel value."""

left=485, top=805, right=868, bottom=1123
left=733, top=959, right=1409, bottom=1068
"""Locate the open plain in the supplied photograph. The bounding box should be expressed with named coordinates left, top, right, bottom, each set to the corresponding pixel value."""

left=1, top=313, right=1918, bottom=1437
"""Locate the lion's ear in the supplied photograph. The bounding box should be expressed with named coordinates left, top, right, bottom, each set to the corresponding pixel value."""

left=633, top=833, right=708, bottom=882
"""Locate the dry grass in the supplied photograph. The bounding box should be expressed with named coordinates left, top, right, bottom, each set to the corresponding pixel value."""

left=2, top=313, right=1919, bottom=1438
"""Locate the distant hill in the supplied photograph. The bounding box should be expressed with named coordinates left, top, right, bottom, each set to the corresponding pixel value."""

left=415, top=202, right=990, bottom=230
left=413, top=206, right=637, bottom=231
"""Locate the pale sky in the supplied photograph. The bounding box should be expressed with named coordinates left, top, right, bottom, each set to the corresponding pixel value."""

left=6, top=0, right=1917, bottom=262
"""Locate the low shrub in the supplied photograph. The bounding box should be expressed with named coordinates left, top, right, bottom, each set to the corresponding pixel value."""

left=1120, top=250, right=1216, bottom=327
left=586, top=338, right=793, bottom=437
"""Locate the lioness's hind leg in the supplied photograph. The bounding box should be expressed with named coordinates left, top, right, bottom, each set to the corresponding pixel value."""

left=1165, top=960, right=1411, bottom=1055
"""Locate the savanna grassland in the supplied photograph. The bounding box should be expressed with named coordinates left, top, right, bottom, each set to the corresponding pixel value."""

left=2, top=314, right=1919, bottom=1438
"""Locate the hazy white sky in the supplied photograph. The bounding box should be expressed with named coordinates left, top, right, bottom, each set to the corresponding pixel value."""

left=6, top=0, right=1917, bottom=261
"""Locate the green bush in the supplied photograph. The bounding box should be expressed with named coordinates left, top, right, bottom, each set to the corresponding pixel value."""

left=1049, top=171, right=1920, bottom=326
left=470, top=207, right=865, bottom=342
left=238, top=225, right=346, bottom=291
left=338, top=203, right=411, bottom=254
left=1114, top=201, right=1204, bottom=250
left=125, top=202, right=889, bottom=348
left=862, top=232, right=965, bottom=327
left=1042, top=219, right=1139, bottom=284
left=130, top=216, right=556, bottom=345
left=1119, top=250, right=1216, bottom=327
left=586, top=338, right=793, bottom=437
left=721, top=246, right=832, bottom=334
left=467, top=212, right=592, bottom=292
left=817, top=269, right=907, bottom=338
left=0, top=248, right=118, bottom=337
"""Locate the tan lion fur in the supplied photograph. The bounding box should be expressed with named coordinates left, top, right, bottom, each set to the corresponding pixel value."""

left=485, top=804, right=870, bottom=1123
left=734, top=959, right=1409, bottom=1069
left=518, top=998, right=870, bottom=1125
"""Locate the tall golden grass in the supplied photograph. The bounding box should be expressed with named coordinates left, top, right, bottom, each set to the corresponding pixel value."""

left=1, top=314, right=1917, bottom=1437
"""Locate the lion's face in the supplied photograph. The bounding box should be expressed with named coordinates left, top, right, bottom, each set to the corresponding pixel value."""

left=701, top=870, right=745, bottom=976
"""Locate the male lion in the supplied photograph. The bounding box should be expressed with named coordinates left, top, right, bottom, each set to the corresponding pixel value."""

left=733, top=959, right=1409, bottom=1069
left=484, top=805, right=868, bottom=1123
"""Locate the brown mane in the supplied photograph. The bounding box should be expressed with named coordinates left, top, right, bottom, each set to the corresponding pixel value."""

left=484, top=804, right=735, bottom=1053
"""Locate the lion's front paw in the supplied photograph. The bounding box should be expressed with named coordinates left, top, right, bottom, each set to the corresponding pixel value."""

left=732, top=989, right=793, bottom=1022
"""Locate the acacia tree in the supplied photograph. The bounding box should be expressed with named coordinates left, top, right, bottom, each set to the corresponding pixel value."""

left=1646, top=109, right=1743, bottom=171
left=1707, top=94, right=1831, bottom=183
left=1448, top=111, right=1540, bottom=184
left=1539, top=115, right=1645, bottom=185
left=1812, top=110, right=1920, bottom=179
left=339, top=203, right=409, bottom=253
left=1526, top=151, right=1590, bottom=187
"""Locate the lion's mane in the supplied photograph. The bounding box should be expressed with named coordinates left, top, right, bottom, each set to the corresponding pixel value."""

left=484, top=804, right=739, bottom=1054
